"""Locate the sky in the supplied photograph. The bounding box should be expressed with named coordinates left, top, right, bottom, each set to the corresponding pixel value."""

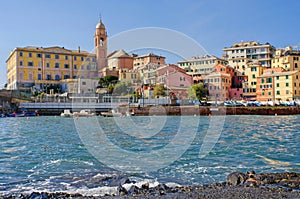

left=1, top=0, right=300, bottom=88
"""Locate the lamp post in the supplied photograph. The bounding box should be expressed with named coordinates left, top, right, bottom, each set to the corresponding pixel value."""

left=127, top=88, right=130, bottom=105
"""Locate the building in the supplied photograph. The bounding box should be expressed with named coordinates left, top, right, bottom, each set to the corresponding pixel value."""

left=272, top=46, right=300, bottom=71
left=133, top=53, right=165, bottom=69
left=204, top=64, right=234, bottom=101
left=156, top=64, right=193, bottom=99
left=94, top=19, right=108, bottom=76
left=242, top=62, right=264, bottom=100
left=6, top=46, right=97, bottom=90
left=223, top=41, right=275, bottom=74
left=256, top=68, right=300, bottom=102
left=107, top=49, right=133, bottom=71
left=6, top=19, right=108, bottom=91
left=178, top=55, right=227, bottom=76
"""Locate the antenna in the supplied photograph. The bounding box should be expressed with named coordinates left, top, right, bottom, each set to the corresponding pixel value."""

left=99, top=13, right=102, bottom=21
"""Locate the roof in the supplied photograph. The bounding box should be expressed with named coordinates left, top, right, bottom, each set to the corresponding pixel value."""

left=96, top=19, right=105, bottom=29
left=134, top=53, right=165, bottom=59
left=258, top=70, right=298, bottom=78
left=107, top=49, right=131, bottom=59
left=6, top=46, right=95, bottom=62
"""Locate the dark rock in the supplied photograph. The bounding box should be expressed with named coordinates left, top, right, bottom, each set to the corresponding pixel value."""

left=227, top=172, right=247, bottom=186
left=128, top=185, right=141, bottom=195
left=141, top=182, right=150, bottom=190
left=117, top=185, right=128, bottom=196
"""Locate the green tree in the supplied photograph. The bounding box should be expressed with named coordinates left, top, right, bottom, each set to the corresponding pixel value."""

left=187, top=84, right=208, bottom=101
left=112, top=80, right=132, bottom=96
left=153, top=84, right=166, bottom=97
left=98, top=75, right=118, bottom=87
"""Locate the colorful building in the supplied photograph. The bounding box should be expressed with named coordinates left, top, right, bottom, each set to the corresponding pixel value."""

left=133, top=53, right=165, bottom=69
left=256, top=68, right=300, bottom=102
left=6, top=46, right=97, bottom=90
left=204, top=64, right=233, bottom=101
left=223, top=41, right=275, bottom=74
left=272, top=46, right=300, bottom=71
left=6, top=19, right=108, bottom=91
left=178, top=55, right=227, bottom=75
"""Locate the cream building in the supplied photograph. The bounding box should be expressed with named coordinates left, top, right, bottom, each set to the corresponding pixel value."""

left=223, top=41, right=275, bottom=74
left=272, top=46, right=300, bottom=71
left=178, top=55, right=227, bottom=75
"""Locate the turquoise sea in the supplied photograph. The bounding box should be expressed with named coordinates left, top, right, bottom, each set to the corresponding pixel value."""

left=0, top=115, right=299, bottom=196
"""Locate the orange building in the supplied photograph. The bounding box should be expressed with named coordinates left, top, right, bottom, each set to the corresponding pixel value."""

left=133, top=53, right=165, bottom=69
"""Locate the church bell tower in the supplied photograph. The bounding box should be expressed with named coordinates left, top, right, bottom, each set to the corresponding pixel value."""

left=94, top=19, right=107, bottom=77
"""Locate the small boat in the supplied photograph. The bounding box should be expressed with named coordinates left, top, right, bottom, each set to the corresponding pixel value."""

left=100, top=109, right=122, bottom=117
left=100, top=109, right=134, bottom=117
left=73, top=109, right=95, bottom=117
left=60, top=109, right=73, bottom=117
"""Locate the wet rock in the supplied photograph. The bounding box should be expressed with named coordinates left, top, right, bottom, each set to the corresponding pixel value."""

left=227, top=172, right=247, bottom=186
left=141, top=182, right=150, bottom=190
left=128, top=185, right=141, bottom=195
left=117, top=185, right=128, bottom=196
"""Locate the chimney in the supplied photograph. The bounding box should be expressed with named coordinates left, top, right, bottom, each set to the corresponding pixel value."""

left=78, top=46, right=81, bottom=52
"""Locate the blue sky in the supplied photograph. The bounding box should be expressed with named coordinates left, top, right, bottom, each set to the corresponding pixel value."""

left=1, top=0, right=300, bottom=88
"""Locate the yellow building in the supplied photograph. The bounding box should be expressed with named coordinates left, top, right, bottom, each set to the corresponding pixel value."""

left=272, top=46, right=300, bottom=71
left=257, top=68, right=300, bottom=102
left=6, top=46, right=97, bottom=90
left=6, top=19, right=108, bottom=91
left=242, top=62, right=264, bottom=99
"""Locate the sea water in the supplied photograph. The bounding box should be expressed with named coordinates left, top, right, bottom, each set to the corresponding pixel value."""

left=0, top=115, right=299, bottom=196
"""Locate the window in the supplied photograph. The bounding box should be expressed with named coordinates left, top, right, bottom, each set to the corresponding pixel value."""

left=20, top=61, right=23, bottom=66
left=55, top=75, right=60, bottom=80
left=37, top=53, right=42, bottom=58
left=276, top=76, right=279, bottom=80
left=64, top=75, right=70, bottom=79
left=86, top=57, right=90, bottom=61
left=65, top=55, right=68, bottom=60
left=55, top=54, right=59, bottom=59
left=29, top=73, right=33, bottom=80
left=29, top=52, right=32, bottom=57
left=82, top=81, right=86, bottom=85
left=46, top=63, right=50, bottom=68
left=74, top=56, right=77, bottom=61
left=268, top=92, right=271, bottom=96
left=276, top=91, right=280, bottom=95
left=64, top=64, right=69, bottom=69
left=81, top=57, right=84, bottom=61
left=28, top=61, right=33, bottom=66
left=20, top=52, right=23, bottom=57
left=286, top=90, right=289, bottom=94
left=46, top=74, right=51, bottom=80
left=277, top=83, right=280, bottom=87
left=286, top=75, right=289, bottom=79
left=261, top=78, right=264, bottom=83
left=81, top=65, right=84, bottom=70
left=74, top=64, right=77, bottom=69
left=45, top=54, right=51, bottom=58
left=55, top=63, right=59, bottom=68
left=38, top=74, right=42, bottom=80
left=86, top=65, right=90, bottom=70
left=295, top=63, right=298, bottom=68
left=252, top=74, right=256, bottom=78
left=286, top=83, right=289, bottom=87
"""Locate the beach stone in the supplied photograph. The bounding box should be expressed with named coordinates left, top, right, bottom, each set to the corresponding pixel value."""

left=117, top=185, right=128, bottom=195
left=128, top=185, right=141, bottom=195
left=142, top=182, right=150, bottom=190
left=227, top=172, right=247, bottom=186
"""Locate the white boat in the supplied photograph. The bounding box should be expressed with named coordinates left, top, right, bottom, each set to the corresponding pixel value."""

left=73, top=109, right=95, bottom=117
left=100, top=109, right=134, bottom=117
left=60, top=109, right=73, bottom=117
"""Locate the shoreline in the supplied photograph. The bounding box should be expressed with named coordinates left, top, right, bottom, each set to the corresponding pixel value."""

left=2, top=172, right=300, bottom=199
left=13, top=105, right=300, bottom=116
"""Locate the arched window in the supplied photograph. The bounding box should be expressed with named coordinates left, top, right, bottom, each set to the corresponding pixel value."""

left=55, top=75, right=60, bottom=80
left=100, top=38, right=104, bottom=46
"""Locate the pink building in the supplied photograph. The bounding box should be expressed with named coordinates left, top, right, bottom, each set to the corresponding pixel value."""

left=156, top=64, right=193, bottom=99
